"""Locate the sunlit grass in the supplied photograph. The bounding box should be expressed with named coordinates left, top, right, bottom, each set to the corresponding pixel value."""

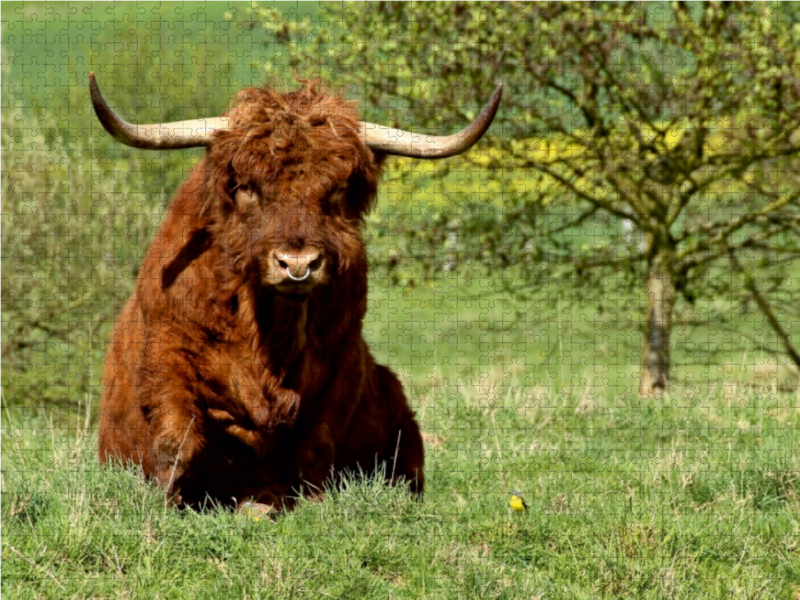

left=3, top=380, right=798, bottom=599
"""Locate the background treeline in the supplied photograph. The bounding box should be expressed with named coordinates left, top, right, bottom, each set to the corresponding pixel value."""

left=257, top=1, right=800, bottom=396
left=4, top=1, right=800, bottom=410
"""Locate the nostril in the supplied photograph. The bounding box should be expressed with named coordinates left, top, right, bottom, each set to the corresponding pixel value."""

left=277, top=259, right=288, bottom=269
left=308, top=257, right=322, bottom=271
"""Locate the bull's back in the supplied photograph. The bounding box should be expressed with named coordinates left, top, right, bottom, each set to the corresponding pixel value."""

left=98, top=296, right=149, bottom=468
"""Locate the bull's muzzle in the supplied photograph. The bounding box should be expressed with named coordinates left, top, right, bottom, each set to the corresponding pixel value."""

left=268, top=248, right=326, bottom=297
left=285, top=266, right=312, bottom=282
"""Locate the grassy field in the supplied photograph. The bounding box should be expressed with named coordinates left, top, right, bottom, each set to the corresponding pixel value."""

left=3, top=380, right=799, bottom=598
left=3, top=4, right=800, bottom=599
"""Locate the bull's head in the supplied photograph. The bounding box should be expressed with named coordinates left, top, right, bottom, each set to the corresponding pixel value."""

left=89, top=74, right=501, bottom=302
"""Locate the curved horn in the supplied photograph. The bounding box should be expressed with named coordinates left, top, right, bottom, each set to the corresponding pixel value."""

left=89, top=72, right=229, bottom=150
left=359, top=84, right=502, bottom=159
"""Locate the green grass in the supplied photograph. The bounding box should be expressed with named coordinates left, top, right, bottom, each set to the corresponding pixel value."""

left=3, top=384, right=799, bottom=599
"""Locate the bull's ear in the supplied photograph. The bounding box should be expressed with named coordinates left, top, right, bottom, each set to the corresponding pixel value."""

left=161, top=228, right=212, bottom=290
left=346, top=169, right=380, bottom=217
left=369, top=150, right=388, bottom=169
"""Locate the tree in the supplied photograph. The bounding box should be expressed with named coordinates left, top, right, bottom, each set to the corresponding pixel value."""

left=251, top=2, right=800, bottom=396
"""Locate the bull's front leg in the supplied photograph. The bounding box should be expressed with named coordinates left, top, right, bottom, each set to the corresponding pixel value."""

left=137, top=333, right=204, bottom=506
left=290, top=365, right=369, bottom=501
left=230, top=418, right=335, bottom=514
left=150, top=405, right=200, bottom=505
left=294, top=420, right=338, bottom=501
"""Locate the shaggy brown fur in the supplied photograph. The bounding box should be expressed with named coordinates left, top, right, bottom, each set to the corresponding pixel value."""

left=99, top=80, right=424, bottom=509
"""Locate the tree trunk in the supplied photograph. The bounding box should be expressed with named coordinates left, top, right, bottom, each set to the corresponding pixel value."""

left=639, top=249, right=676, bottom=397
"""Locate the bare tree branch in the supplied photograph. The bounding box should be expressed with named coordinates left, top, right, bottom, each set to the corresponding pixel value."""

left=730, top=252, right=800, bottom=369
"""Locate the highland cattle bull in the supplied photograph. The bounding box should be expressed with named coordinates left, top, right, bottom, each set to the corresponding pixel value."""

left=92, top=72, right=501, bottom=511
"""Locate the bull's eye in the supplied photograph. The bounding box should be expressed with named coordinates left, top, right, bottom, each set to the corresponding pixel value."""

left=235, top=186, right=258, bottom=209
